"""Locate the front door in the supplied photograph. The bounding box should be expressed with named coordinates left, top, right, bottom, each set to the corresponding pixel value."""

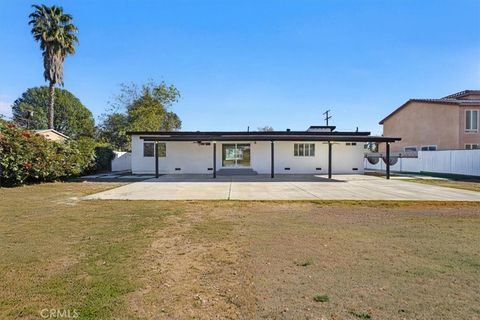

left=222, top=143, right=251, bottom=167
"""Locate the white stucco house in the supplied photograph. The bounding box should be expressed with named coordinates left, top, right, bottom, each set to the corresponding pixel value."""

left=127, top=126, right=400, bottom=179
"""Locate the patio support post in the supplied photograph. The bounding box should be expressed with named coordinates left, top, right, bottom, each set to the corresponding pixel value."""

left=213, top=141, right=217, bottom=179
left=271, top=140, right=275, bottom=178
left=155, top=141, right=159, bottom=178
left=386, top=142, right=390, bottom=180
left=328, top=141, right=332, bottom=179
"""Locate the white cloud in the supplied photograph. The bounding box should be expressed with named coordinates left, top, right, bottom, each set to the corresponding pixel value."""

left=0, top=100, right=13, bottom=119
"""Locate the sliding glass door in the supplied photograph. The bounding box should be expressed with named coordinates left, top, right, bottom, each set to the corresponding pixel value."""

left=222, top=143, right=251, bottom=167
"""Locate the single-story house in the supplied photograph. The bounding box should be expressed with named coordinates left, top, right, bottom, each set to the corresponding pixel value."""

left=127, top=126, right=400, bottom=179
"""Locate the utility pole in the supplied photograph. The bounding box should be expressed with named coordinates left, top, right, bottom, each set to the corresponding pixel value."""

left=323, top=110, right=332, bottom=126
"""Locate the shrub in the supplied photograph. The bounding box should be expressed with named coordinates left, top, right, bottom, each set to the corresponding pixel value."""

left=75, top=136, right=98, bottom=173
left=94, top=145, right=115, bottom=172
left=0, top=121, right=95, bottom=187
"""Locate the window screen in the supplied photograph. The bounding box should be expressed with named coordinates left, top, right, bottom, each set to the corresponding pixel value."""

left=294, top=143, right=315, bottom=157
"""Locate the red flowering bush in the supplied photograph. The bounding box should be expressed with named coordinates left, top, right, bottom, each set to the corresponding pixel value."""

left=0, top=120, right=96, bottom=186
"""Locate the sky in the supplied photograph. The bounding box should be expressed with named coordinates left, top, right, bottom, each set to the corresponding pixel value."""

left=0, top=0, right=479, bottom=134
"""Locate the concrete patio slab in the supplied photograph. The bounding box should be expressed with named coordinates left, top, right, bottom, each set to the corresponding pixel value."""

left=83, top=174, right=480, bottom=201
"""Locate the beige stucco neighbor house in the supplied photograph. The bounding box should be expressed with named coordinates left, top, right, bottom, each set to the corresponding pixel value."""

left=379, top=90, right=480, bottom=152
left=35, top=129, right=69, bottom=142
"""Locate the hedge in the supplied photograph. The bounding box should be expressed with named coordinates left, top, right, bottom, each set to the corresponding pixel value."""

left=0, top=121, right=113, bottom=187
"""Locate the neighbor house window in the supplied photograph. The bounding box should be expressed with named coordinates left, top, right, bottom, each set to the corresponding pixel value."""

left=294, top=143, right=315, bottom=156
left=465, top=110, right=478, bottom=132
left=143, top=142, right=166, bottom=157
left=466, top=144, right=480, bottom=150
left=346, top=142, right=357, bottom=146
left=420, top=145, right=437, bottom=151
left=404, top=146, right=417, bottom=152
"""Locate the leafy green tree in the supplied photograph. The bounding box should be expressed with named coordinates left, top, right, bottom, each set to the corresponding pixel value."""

left=97, top=113, right=130, bottom=151
left=99, top=81, right=182, bottom=150
left=12, top=87, right=95, bottom=138
left=258, top=126, right=274, bottom=131
left=29, top=4, right=78, bottom=129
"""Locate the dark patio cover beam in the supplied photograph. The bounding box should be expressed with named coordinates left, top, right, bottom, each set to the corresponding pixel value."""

left=271, top=141, right=274, bottom=178
left=386, top=142, right=391, bottom=180
left=328, top=141, right=332, bottom=179
left=140, top=135, right=400, bottom=143
left=213, top=142, right=217, bottom=179
left=155, top=142, right=159, bottom=178
left=139, top=132, right=401, bottom=143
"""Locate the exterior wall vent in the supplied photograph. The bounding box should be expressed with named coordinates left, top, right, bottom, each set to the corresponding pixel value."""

left=284, top=167, right=291, bottom=170
left=175, top=168, right=181, bottom=171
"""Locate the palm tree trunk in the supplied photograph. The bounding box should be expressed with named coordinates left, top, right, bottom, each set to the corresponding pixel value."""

left=48, top=81, right=55, bottom=129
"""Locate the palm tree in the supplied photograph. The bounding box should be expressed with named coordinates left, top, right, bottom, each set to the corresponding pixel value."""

left=29, top=4, right=78, bottom=129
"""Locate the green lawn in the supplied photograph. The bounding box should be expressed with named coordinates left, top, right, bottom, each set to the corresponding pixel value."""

left=1, top=182, right=479, bottom=319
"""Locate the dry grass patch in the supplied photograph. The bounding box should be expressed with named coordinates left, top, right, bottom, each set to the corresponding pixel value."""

left=405, top=178, right=480, bottom=192
left=1, top=182, right=480, bottom=319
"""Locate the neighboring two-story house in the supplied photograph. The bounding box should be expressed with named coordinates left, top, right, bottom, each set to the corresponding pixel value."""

left=379, top=90, right=480, bottom=152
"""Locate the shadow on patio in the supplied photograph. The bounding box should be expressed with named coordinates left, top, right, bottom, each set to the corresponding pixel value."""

left=146, top=174, right=346, bottom=183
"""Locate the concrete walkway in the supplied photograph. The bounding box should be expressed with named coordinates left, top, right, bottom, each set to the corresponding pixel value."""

left=83, top=174, right=480, bottom=201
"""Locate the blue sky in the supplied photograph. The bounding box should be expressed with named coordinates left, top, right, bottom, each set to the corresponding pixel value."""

left=0, top=0, right=479, bottom=134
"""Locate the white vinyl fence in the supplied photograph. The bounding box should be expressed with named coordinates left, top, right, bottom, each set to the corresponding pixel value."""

left=364, top=150, right=480, bottom=176
left=111, top=151, right=131, bottom=172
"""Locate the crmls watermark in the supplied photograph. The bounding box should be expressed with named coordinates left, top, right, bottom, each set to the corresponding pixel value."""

left=40, top=309, right=80, bottom=319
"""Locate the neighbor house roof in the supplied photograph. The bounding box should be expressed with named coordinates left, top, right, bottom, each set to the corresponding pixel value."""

left=34, top=129, right=69, bottom=140
left=379, top=90, right=480, bottom=124
left=442, top=90, right=480, bottom=99
left=128, top=130, right=401, bottom=143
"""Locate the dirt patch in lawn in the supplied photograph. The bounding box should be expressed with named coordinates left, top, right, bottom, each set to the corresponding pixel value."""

left=126, top=204, right=256, bottom=319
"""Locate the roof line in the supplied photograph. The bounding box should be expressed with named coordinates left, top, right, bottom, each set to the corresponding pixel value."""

left=34, top=129, right=69, bottom=139
left=127, top=130, right=371, bottom=136
left=379, top=99, right=460, bottom=124
left=139, top=135, right=400, bottom=143
left=442, top=89, right=480, bottom=99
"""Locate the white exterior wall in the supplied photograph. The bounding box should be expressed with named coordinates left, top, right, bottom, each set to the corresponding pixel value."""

left=111, top=151, right=132, bottom=172
left=131, top=135, right=365, bottom=174
left=131, top=136, right=212, bottom=174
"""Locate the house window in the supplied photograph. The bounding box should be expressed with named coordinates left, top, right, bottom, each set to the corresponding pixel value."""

left=420, top=145, right=437, bottom=151
left=465, top=110, right=478, bottom=132
left=404, top=146, right=417, bottom=152
left=144, top=143, right=154, bottom=157
left=346, top=142, right=357, bottom=146
left=294, top=143, right=315, bottom=157
left=466, top=144, right=480, bottom=150
left=143, top=142, right=166, bottom=157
